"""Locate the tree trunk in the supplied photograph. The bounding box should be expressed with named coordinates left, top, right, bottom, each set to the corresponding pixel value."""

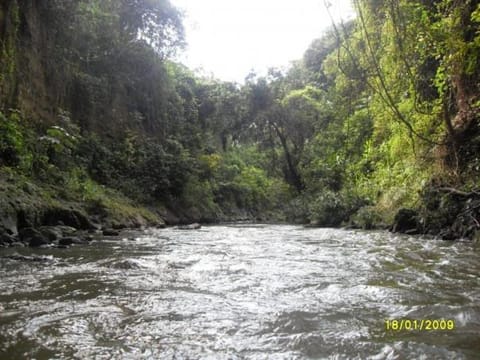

left=271, top=122, right=304, bottom=192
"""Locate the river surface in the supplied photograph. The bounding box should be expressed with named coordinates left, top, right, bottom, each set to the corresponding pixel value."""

left=0, top=224, right=479, bottom=359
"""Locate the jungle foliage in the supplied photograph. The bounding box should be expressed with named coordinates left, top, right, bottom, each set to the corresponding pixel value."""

left=0, top=0, right=479, bottom=231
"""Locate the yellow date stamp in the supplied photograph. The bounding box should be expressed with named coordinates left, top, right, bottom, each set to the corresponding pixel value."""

left=385, top=319, right=455, bottom=331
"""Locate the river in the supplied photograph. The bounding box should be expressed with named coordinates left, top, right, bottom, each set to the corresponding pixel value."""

left=0, top=224, right=479, bottom=359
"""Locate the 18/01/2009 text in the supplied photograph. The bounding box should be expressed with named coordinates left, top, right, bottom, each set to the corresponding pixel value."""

left=385, top=319, right=455, bottom=331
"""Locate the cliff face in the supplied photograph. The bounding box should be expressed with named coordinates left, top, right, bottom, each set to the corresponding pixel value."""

left=1, top=1, right=173, bottom=138
left=0, top=1, right=186, bottom=238
left=17, top=1, right=59, bottom=126
left=0, top=1, right=19, bottom=111
left=0, top=1, right=67, bottom=128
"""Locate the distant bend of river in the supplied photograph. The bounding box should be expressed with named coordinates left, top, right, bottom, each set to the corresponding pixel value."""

left=0, top=224, right=479, bottom=359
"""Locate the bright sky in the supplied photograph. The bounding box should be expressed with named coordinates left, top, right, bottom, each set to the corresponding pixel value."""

left=170, top=0, right=355, bottom=83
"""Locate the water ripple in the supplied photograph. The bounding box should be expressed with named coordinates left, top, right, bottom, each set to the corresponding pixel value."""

left=1, top=225, right=479, bottom=359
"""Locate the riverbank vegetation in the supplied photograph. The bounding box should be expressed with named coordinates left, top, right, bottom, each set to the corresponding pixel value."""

left=1, top=0, right=479, bottom=244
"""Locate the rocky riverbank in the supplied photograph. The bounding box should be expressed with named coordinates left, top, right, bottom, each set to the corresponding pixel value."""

left=0, top=171, right=267, bottom=248
left=0, top=202, right=163, bottom=249
left=0, top=171, right=163, bottom=248
left=348, top=183, right=480, bottom=241
left=2, top=168, right=479, bottom=248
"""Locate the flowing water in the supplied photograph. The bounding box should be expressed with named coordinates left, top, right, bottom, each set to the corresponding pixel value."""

left=0, top=224, right=479, bottom=359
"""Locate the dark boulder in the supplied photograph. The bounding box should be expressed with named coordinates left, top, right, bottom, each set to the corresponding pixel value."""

left=392, top=208, right=419, bottom=234
left=102, top=229, right=120, bottom=236
left=42, top=208, right=94, bottom=230
left=0, top=214, right=18, bottom=235
left=111, top=222, right=127, bottom=230
left=29, top=235, right=50, bottom=248
left=160, top=208, right=181, bottom=225
left=19, top=227, right=39, bottom=240
left=0, top=233, right=16, bottom=245
left=19, top=227, right=41, bottom=241
left=38, top=226, right=63, bottom=241
left=17, top=209, right=39, bottom=229
left=18, top=228, right=50, bottom=247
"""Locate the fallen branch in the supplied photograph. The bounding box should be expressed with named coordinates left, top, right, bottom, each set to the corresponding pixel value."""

left=458, top=202, right=480, bottom=217
left=436, top=187, right=480, bottom=197
left=469, top=214, right=480, bottom=228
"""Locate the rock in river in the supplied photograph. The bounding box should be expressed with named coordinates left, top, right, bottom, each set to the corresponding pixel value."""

left=178, top=223, right=202, bottom=230
left=58, top=237, right=85, bottom=246
left=0, top=233, right=16, bottom=246
left=392, top=208, right=419, bottom=234
left=19, top=227, right=50, bottom=247
left=102, top=229, right=120, bottom=236
left=38, top=226, right=63, bottom=241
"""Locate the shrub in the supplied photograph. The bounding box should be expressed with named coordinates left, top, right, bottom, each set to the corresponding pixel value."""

left=351, top=206, right=383, bottom=229
left=0, top=110, right=25, bottom=167
left=307, top=189, right=366, bottom=226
